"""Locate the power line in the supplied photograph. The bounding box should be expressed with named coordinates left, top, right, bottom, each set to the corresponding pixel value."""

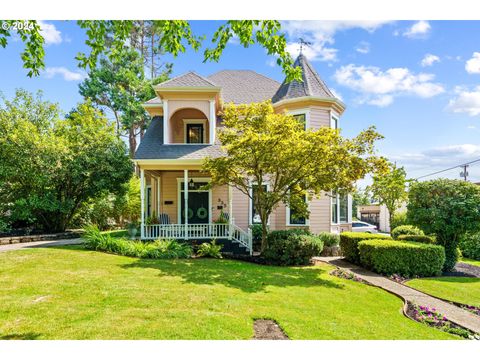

left=415, top=158, right=480, bottom=180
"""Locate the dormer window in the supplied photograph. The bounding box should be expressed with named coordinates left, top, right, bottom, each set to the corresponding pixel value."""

left=184, top=120, right=206, bottom=144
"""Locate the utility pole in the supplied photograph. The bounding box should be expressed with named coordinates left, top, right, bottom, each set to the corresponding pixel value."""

left=460, top=164, right=469, bottom=181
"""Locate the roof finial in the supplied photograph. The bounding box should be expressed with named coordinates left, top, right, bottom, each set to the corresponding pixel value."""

left=299, top=38, right=312, bottom=55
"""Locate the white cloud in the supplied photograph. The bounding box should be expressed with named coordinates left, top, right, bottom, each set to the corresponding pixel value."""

left=43, top=67, right=85, bottom=81
left=465, top=52, right=480, bottom=74
left=38, top=21, right=62, bottom=45
left=330, top=88, right=343, bottom=101
left=355, top=41, right=370, bottom=54
left=421, top=54, right=440, bottom=67
left=281, top=21, right=391, bottom=62
left=447, top=86, right=480, bottom=116
left=403, top=20, right=431, bottom=38
left=333, top=64, right=445, bottom=107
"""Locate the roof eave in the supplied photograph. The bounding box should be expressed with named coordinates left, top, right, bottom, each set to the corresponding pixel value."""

left=272, top=96, right=346, bottom=113
left=153, top=86, right=222, bottom=92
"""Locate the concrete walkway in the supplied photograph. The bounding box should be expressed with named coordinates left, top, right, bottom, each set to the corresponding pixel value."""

left=314, top=256, right=480, bottom=334
left=0, top=238, right=83, bottom=252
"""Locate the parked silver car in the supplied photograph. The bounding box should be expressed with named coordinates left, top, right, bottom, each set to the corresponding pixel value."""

left=351, top=221, right=378, bottom=233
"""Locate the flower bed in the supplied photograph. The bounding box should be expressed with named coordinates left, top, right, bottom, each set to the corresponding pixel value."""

left=406, top=302, right=479, bottom=340
left=329, top=268, right=370, bottom=285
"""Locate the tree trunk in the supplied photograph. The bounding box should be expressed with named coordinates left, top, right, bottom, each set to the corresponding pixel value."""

left=260, top=221, right=268, bottom=253
left=128, top=128, right=137, bottom=158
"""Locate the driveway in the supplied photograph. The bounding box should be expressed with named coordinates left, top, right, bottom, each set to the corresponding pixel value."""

left=0, top=238, right=83, bottom=252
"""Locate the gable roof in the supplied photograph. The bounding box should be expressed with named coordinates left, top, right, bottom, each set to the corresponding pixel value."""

left=272, top=53, right=336, bottom=103
left=207, top=70, right=280, bottom=104
left=155, top=71, right=219, bottom=89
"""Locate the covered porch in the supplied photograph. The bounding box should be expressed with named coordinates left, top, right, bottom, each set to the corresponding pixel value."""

left=138, top=164, right=252, bottom=254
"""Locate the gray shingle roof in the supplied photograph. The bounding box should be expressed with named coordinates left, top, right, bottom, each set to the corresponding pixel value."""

left=207, top=70, right=280, bottom=104
left=134, top=117, right=224, bottom=160
left=272, top=54, right=335, bottom=103
left=155, top=71, right=218, bottom=88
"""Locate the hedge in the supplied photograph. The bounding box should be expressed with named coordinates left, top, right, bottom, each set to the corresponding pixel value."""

left=358, top=240, right=445, bottom=277
left=396, top=235, right=435, bottom=244
left=262, top=229, right=323, bottom=266
left=391, top=225, right=424, bottom=239
left=339, top=232, right=391, bottom=264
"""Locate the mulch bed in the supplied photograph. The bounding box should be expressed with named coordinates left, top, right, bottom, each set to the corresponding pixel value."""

left=444, top=262, right=480, bottom=278
left=253, top=319, right=289, bottom=340
left=329, top=268, right=371, bottom=285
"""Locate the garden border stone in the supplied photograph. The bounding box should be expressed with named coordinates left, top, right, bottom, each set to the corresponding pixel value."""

left=0, top=230, right=83, bottom=246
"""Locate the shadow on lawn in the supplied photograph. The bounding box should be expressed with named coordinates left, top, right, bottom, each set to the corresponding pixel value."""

left=121, top=258, right=345, bottom=293
left=0, top=332, right=41, bottom=340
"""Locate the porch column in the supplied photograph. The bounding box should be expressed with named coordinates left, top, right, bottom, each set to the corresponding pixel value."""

left=140, top=168, right=145, bottom=239
left=209, top=99, right=216, bottom=144
left=184, top=169, right=188, bottom=240
left=156, top=176, right=161, bottom=216
left=228, top=184, right=233, bottom=224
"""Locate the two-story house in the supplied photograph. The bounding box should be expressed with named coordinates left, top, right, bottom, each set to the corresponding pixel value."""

left=134, top=54, right=352, bottom=253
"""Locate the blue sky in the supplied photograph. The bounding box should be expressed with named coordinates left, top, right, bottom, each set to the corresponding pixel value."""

left=2, top=20, right=480, bottom=184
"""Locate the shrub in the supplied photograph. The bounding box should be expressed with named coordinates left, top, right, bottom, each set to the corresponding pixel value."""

left=249, top=224, right=267, bottom=251
left=83, top=225, right=192, bottom=259
left=397, top=235, right=435, bottom=244
left=340, top=232, right=391, bottom=264
left=391, top=225, right=424, bottom=239
left=197, top=239, right=223, bottom=259
left=459, top=232, right=480, bottom=260
left=317, top=232, right=340, bottom=247
left=262, top=230, right=323, bottom=266
left=358, top=240, right=445, bottom=277
left=390, top=211, right=408, bottom=230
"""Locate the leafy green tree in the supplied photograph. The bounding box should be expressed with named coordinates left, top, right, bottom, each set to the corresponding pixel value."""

left=352, top=187, right=371, bottom=219
left=0, top=90, right=132, bottom=232
left=408, top=179, right=480, bottom=271
left=0, top=20, right=301, bottom=82
left=367, top=163, right=408, bottom=228
left=203, top=101, right=385, bottom=251
left=79, top=47, right=169, bottom=157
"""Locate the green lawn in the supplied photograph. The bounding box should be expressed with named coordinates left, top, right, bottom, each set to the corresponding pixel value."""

left=0, top=246, right=456, bottom=340
left=407, top=277, right=480, bottom=307
left=461, top=258, right=480, bottom=267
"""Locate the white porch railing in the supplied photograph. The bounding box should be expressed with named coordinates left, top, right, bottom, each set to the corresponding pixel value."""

left=143, top=223, right=253, bottom=254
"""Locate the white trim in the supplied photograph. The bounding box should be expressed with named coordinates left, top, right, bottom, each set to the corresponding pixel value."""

left=330, top=109, right=339, bottom=129
left=209, top=99, right=216, bottom=144
left=331, top=192, right=339, bottom=225
left=177, top=177, right=212, bottom=224
left=163, top=99, right=169, bottom=144
left=248, top=181, right=271, bottom=226
left=156, top=176, right=161, bottom=215
left=183, top=119, right=207, bottom=144
left=142, top=103, right=163, bottom=108
left=286, top=193, right=310, bottom=227
left=288, top=108, right=310, bottom=130
left=347, top=194, right=353, bottom=224
left=272, top=96, right=346, bottom=112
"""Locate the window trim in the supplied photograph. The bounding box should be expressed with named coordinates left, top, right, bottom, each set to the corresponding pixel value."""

left=286, top=192, right=310, bottom=226
left=183, top=119, right=207, bottom=144
left=331, top=192, right=351, bottom=225
left=330, top=110, right=339, bottom=129
left=288, top=108, right=310, bottom=130
left=248, top=181, right=270, bottom=226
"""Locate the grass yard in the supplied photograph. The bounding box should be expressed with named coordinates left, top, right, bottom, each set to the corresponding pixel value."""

left=0, top=246, right=456, bottom=340
left=407, top=277, right=480, bottom=307
left=461, top=258, right=480, bottom=267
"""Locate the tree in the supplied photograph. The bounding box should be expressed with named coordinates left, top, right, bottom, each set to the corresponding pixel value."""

left=79, top=47, right=170, bottom=157
left=203, top=101, right=386, bottom=251
left=352, top=187, right=371, bottom=219
left=0, top=20, right=301, bottom=82
left=0, top=90, right=132, bottom=232
left=408, top=179, right=480, bottom=271
left=367, top=163, right=408, bottom=228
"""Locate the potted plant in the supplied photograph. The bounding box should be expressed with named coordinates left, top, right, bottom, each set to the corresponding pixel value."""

left=127, top=221, right=139, bottom=239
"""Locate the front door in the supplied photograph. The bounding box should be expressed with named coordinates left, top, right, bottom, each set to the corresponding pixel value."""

left=180, top=189, right=210, bottom=224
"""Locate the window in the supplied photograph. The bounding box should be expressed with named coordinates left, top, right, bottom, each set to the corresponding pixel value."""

left=292, top=113, right=306, bottom=129
left=287, top=193, right=308, bottom=226
left=146, top=186, right=152, bottom=217
left=339, top=194, right=348, bottom=223
left=352, top=222, right=364, bottom=228
left=330, top=115, right=338, bottom=129
left=186, top=123, right=204, bottom=143
left=331, top=192, right=338, bottom=224
left=250, top=184, right=268, bottom=224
